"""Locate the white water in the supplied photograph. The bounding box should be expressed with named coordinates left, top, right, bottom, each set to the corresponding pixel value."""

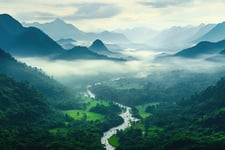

left=84, top=84, right=139, bottom=150
left=101, top=103, right=139, bottom=150
left=84, top=85, right=95, bottom=99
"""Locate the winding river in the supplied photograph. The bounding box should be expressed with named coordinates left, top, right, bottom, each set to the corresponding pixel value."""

left=101, top=103, right=139, bottom=150
left=85, top=85, right=139, bottom=150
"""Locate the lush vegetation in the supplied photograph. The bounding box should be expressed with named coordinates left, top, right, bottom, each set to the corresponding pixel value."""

left=89, top=103, right=123, bottom=131
left=92, top=70, right=223, bottom=106
left=108, top=135, right=119, bottom=147
left=0, top=48, right=79, bottom=109
left=0, top=73, right=124, bottom=150
left=0, top=73, right=52, bottom=127
left=63, top=109, right=104, bottom=121
left=1, top=42, right=225, bottom=149
left=135, top=103, right=159, bottom=119
left=63, top=99, right=109, bottom=121
left=115, top=77, right=225, bottom=150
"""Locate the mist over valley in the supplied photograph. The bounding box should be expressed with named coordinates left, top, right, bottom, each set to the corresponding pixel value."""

left=1, top=1, right=225, bottom=149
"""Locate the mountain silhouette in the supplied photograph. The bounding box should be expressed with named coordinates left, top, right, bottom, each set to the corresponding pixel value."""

left=24, top=19, right=129, bottom=43
left=175, top=39, right=225, bottom=58
left=54, top=46, right=106, bottom=60
left=198, top=22, right=225, bottom=42
left=149, top=25, right=212, bottom=51
left=54, top=45, right=125, bottom=61
left=89, top=39, right=129, bottom=59
left=57, top=38, right=76, bottom=49
left=0, top=14, right=63, bottom=56
left=89, top=39, right=110, bottom=53
left=24, top=18, right=84, bottom=41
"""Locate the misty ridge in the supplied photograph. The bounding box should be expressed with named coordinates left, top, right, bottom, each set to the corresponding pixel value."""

left=15, top=15, right=225, bottom=85
left=1, top=13, right=225, bottom=95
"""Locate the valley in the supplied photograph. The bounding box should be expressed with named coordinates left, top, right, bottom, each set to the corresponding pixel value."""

left=1, top=2, right=225, bottom=149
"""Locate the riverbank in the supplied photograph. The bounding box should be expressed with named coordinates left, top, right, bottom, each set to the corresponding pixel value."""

left=84, top=84, right=139, bottom=150
left=101, top=103, right=139, bottom=150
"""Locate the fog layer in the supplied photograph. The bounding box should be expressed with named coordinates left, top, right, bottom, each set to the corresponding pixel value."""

left=17, top=49, right=225, bottom=84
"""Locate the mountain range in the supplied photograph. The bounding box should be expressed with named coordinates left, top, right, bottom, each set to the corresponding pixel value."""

left=23, top=19, right=129, bottom=43
left=53, top=39, right=125, bottom=61
left=148, top=24, right=216, bottom=51
left=152, top=22, right=225, bottom=61
left=0, top=14, right=126, bottom=61
left=54, top=46, right=108, bottom=60
left=198, top=21, right=225, bottom=42
left=174, top=38, right=225, bottom=62
left=0, top=14, right=63, bottom=56
left=22, top=15, right=225, bottom=53
left=175, top=40, right=225, bottom=58
left=154, top=21, right=225, bottom=51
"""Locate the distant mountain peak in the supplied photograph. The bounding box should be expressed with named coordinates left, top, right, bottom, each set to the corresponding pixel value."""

left=0, top=13, right=23, bottom=30
left=0, top=13, right=63, bottom=56
left=198, top=21, right=225, bottom=42
left=0, top=13, right=17, bottom=20
left=89, top=39, right=109, bottom=52
left=52, top=18, right=65, bottom=24
left=0, top=13, right=13, bottom=19
left=93, top=39, right=105, bottom=46
left=175, top=39, right=225, bottom=58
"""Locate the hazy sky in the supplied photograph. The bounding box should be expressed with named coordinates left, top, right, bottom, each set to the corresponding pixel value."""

left=1, top=0, right=225, bottom=31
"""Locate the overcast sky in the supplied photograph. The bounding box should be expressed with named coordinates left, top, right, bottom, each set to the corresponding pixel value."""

left=1, top=0, right=225, bottom=31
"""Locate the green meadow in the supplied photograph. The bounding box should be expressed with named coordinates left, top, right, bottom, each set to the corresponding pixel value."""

left=62, top=98, right=109, bottom=121
left=108, top=135, right=119, bottom=147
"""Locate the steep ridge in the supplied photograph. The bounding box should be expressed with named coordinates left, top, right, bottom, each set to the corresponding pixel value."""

left=175, top=39, right=225, bottom=58
left=0, top=48, right=78, bottom=109
left=198, top=22, right=225, bottom=42
left=0, top=14, right=63, bottom=56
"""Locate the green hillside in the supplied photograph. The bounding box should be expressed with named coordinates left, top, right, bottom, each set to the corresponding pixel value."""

left=0, top=48, right=78, bottom=109
left=116, top=77, right=225, bottom=150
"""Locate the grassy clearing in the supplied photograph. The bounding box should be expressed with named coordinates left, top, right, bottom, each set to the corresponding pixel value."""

left=82, top=99, right=109, bottom=111
left=136, top=102, right=160, bottom=119
left=62, top=98, right=109, bottom=121
left=108, top=135, right=119, bottom=147
left=136, top=105, right=151, bottom=119
left=63, top=110, right=104, bottom=121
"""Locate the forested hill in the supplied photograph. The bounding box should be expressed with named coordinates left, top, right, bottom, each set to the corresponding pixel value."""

left=179, top=76, right=225, bottom=120
left=117, top=77, right=225, bottom=150
left=0, top=48, right=78, bottom=109
left=0, top=73, right=105, bottom=150
left=0, top=74, right=51, bottom=127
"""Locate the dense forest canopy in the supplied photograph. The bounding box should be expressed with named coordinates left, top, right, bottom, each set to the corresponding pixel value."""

left=0, top=48, right=79, bottom=109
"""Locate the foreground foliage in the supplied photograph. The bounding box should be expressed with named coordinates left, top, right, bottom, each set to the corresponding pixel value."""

left=0, top=74, right=122, bottom=150
left=116, top=77, right=225, bottom=150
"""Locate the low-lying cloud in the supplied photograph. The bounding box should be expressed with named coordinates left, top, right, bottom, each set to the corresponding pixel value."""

left=17, top=49, right=225, bottom=84
left=17, top=57, right=152, bottom=79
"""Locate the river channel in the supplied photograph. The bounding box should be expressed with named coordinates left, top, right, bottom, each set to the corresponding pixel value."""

left=85, top=85, right=139, bottom=150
